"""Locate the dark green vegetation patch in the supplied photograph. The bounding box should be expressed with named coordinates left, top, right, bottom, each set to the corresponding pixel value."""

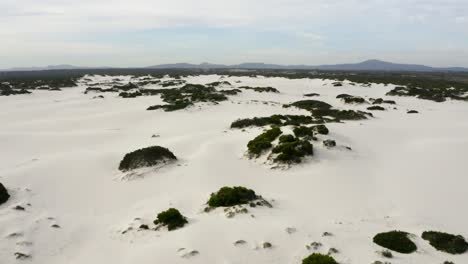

left=0, top=183, right=10, bottom=205
left=304, top=93, right=320, bottom=97
left=208, top=186, right=258, bottom=207
left=146, top=83, right=229, bottom=111
left=119, top=146, right=177, bottom=171
left=302, top=253, right=338, bottom=264
left=337, top=94, right=367, bottom=104
left=231, top=115, right=322, bottom=129
left=387, top=85, right=468, bottom=102
left=367, top=105, right=386, bottom=111
left=239, top=86, right=280, bottom=93
left=422, top=231, right=468, bottom=254
left=285, top=99, right=372, bottom=121
left=272, top=136, right=313, bottom=163
left=153, top=208, right=188, bottom=231
left=373, top=231, right=417, bottom=254
left=370, top=98, right=396, bottom=105
left=247, top=127, right=282, bottom=156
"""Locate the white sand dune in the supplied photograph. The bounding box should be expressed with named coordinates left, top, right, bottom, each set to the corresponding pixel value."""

left=1, top=75, right=467, bottom=263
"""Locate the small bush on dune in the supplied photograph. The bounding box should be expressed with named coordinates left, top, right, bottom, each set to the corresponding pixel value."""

left=0, top=183, right=10, bottom=205
left=286, top=100, right=333, bottom=111
left=272, top=137, right=313, bottom=163
left=239, top=86, right=280, bottom=93
left=208, top=186, right=258, bottom=207
left=247, top=127, right=282, bottom=156
left=119, top=146, right=177, bottom=171
left=153, top=208, right=188, bottom=231
left=294, top=126, right=314, bottom=137
left=304, top=93, right=320, bottom=97
left=422, top=231, right=468, bottom=254
left=302, top=253, right=338, bottom=264
left=367, top=105, right=386, bottom=111
left=373, top=231, right=417, bottom=254
left=312, top=124, right=329, bottom=135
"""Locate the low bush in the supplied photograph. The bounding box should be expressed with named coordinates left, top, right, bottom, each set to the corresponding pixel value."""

left=247, top=127, right=282, bottom=156
left=367, top=105, right=386, bottom=111
left=153, top=208, right=188, bottom=231
left=342, top=96, right=366, bottom=104
left=230, top=115, right=321, bottom=129
left=304, top=93, right=320, bottom=97
left=302, top=253, right=338, bottom=264
left=272, top=137, right=313, bottom=163
left=239, top=86, right=279, bottom=93
left=279, top=134, right=296, bottom=143
left=312, top=124, right=329, bottom=135
left=208, top=186, right=258, bottom=207
left=286, top=100, right=333, bottom=111
left=373, top=231, right=417, bottom=254
left=118, top=146, right=177, bottom=171
left=0, top=183, right=10, bottom=205
left=422, top=231, right=468, bottom=254
left=293, top=126, right=314, bottom=137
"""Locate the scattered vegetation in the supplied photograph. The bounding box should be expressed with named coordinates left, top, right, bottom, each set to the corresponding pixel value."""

left=370, top=98, right=396, bottom=105
left=302, top=253, right=338, bottom=264
left=208, top=186, right=258, bottom=207
left=206, top=81, right=231, bottom=87
left=153, top=208, right=188, bottom=231
left=239, top=86, right=280, bottom=93
left=285, top=99, right=371, bottom=121
left=247, top=127, right=282, bottom=156
left=0, top=183, right=10, bottom=205
left=373, top=231, right=417, bottom=254
left=337, top=94, right=367, bottom=104
left=422, top=231, right=468, bottom=254
left=386, top=85, right=468, bottom=102
left=118, top=146, right=177, bottom=171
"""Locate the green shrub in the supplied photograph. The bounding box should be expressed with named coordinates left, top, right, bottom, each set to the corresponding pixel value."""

left=153, top=208, right=188, bottom=231
left=336, top=93, right=352, bottom=99
left=208, top=186, right=258, bottom=207
left=312, top=124, right=329, bottom=135
left=287, top=100, right=332, bottom=111
left=294, top=126, right=314, bottom=137
left=279, top=134, right=296, bottom=143
left=422, top=231, right=468, bottom=254
left=367, top=105, right=386, bottom=111
left=342, top=96, right=366, bottom=104
left=373, top=231, right=417, bottom=254
left=272, top=138, right=313, bottom=163
left=0, top=183, right=10, bottom=205
left=247, top=127, right=282, bottom=156
left=119, top=146, right=177, bottom=171
left=304, top=93, right=320, bottom=97
left=302, top=253, right=338, bottom=264
left=230, top=115, right=320, bottom=129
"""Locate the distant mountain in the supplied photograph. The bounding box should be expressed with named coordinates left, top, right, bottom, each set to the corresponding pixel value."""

left=3, top=60, right=468, bottom=72
left=146, top=60, right=468, bottom=72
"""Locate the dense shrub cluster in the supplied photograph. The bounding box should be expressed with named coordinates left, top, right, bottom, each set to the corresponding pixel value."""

left=302, top=253, right=338, bottom=264
left=208, top=186, right=258, bottom=207
left=367, top=105, right=386, bottom=111
left=285, top=100, right=333, bottom=111
left=144, top=84, right=229, bottom=111
left=0, top=88, right=31, bottom=96
left=153, top=208, right=188, bottom=231
left=247, top=127, right=282, bottom=156
left=112, top=82, right=138, bottom=91
left=336, top=94, right=367, bottom=104
left=386, top=85, right=468, bottom=102
left=373, top=231, right=417, bottom=254
left=0, top=183, right=10, bottom=205
left=118, top=146, right=177, bottom=171
left=293, top=125, right=328, bottom=138
left=161, top=79, right=186, bottom=87
left=272, top=136, right=313, bottom=163
left=231, top=115, right=322, bottom=129
left=218, top=89, right=242, bottom=95
left=422, top=231, right=468, bottom=254
left=239, top=86, right=280, bottom=93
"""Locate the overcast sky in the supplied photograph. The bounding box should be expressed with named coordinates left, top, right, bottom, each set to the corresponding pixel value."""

left=1, top=0, right=467, bottom=68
